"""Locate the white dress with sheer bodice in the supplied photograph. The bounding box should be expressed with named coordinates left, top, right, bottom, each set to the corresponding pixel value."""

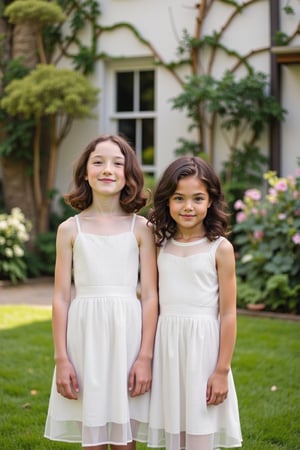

left=148, top=237, right=242, bottom=450
left=44, top=214, right=149, bottom=446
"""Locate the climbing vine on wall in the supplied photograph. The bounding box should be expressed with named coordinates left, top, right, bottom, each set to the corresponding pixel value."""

left=0, top=0, right=299, bottom=224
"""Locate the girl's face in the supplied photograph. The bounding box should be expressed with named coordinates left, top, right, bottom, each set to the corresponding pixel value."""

left=85, top=140, right=126, bottom=196
left=168, top=175, right=211, bottom=235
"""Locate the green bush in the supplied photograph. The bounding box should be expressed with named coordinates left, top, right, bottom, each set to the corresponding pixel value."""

left=34, top=232, right=57, bottom=275
left=233, top=166, right=300, bottom=314
left=0, top=208, right=31, bottom=283
left=32, top=197, right=75, bottom=276
left=236, top=278, right=262, bottom=308
left=139, top=173, right=156, bottom=218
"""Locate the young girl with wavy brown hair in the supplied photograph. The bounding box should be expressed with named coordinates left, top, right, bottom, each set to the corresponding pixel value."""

left=45, top=134, right=158, bottom=449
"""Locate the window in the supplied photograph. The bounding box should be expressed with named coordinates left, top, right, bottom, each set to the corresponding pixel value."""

left=114, top=69, right=156, bottom=174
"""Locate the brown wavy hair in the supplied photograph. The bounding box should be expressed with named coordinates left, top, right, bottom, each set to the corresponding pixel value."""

left=148, top=156, right=229, bottom=245
left=65, top=134, right=147, bottom=213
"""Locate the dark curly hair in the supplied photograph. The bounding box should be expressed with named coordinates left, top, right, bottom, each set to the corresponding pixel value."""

left=148, top=156, right=229, bottom=245
left=65, top=134, right=147, bottom=213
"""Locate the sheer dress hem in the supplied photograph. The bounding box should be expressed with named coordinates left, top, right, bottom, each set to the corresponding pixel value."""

left=44, top=419, right=149, bottom=447
left=147, top=429, right=242, bottom=450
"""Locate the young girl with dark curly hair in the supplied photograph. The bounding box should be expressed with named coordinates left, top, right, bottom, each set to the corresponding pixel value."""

left=147, top=156, right=242, bottom=450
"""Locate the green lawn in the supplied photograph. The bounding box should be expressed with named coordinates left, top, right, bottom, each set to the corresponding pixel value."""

left=0, top=305, right=299, bottom=449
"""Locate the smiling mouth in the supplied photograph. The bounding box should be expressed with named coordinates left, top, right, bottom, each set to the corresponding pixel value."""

left=180, top=214, right=195, bottom=218
left=100, top=179, right=115, bottom=182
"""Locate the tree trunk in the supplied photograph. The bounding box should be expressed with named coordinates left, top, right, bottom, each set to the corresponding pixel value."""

left=12, top=22, right=38, bottom=67
left=38, top=116, right=59, bottom=233
left=0, top=13, right=11, bottom=191
left=0, top=22, right=39, bottom=245
left=0, top=14, right=11, bottom=92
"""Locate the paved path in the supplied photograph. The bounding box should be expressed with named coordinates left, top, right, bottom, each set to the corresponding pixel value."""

left=1, top=277, right=299, bottom=321
left=0, top=277, right=54, bottom=306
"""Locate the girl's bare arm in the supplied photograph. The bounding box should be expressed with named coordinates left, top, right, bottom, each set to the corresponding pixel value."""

left=52, top=218, right=79, bottom=400
left=206, top=239, right=237, bottom=405
left=128, top=216, right=158, bottom=397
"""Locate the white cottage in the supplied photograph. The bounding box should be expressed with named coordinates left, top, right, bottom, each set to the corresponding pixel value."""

left=55, top=0, right=300, bottom=198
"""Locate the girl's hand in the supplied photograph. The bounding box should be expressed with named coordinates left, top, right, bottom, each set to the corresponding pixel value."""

left=55, top=359, right=79, bottom=400
left=206, top=370, right=228, bottom=405
left=128, top=356, right=152, bottom=397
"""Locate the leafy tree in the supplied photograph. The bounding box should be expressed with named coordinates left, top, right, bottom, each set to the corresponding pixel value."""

left=172, top=70, right=286, bottom=179
left=1, top=64, right=99, bottom=232
left=4, top=0, right=66, bottom=63
left=0, top=0, right=100, bottom=238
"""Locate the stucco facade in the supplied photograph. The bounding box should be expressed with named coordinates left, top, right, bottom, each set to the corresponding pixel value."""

left=54, top=0, right=300, bottom=199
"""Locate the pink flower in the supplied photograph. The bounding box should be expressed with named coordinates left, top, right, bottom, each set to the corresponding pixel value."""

left=294, top=209, right=300, bottom=217
left=253, top=230, right=264, bottom=240
left=234, top=200, right=245, bottom=210
left=274, top=179, right=288, bottom=192
left=236, top=212, right=247, bottom=223
left=292, top=233, right=300, bottom=245
left=261, top=208, right=267, bottom=217
left=287, top=175, right=295, bottom=187
left=293, top=191, right=299, bottom=200
left=296, top=167, right=300, bottom=177
left=278, top=213, right=286, bottom=220
left=267, top=188, right=278, bottom=204
left=245, top=189, right=261, bottom=201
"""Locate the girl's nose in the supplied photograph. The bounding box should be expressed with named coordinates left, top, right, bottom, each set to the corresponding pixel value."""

left=183, top=200, right=193, bottom=210
left=102, top=162, right=112, bottom=173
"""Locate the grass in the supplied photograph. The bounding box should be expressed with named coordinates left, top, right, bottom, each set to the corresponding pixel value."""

left=0, top=305, right=299, bottom=449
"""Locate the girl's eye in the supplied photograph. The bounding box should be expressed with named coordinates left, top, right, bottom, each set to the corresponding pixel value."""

left=115, top=162, right=124, bottom=167
left=194, top=197, right=204, bottom=202
left=173, top=196, right=183, bottom=201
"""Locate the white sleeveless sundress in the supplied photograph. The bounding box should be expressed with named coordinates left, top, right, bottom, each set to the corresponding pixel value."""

left=148, top=237, right=242, bottom=450
left=44, top=214, right=150, bottom=446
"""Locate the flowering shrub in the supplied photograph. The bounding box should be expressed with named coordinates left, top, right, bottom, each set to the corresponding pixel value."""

left=0, top=207, right=31, bottom=283
left=233, top=168, right=300, bottom=314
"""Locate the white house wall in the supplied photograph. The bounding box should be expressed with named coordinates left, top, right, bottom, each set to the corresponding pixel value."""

left=281, top=65, right=300, bottom=176
left=54, top=0, right=299, bottom=201
left=279, top=1, right=300, bottom=177
left=99, top=0, right=197, bottom=61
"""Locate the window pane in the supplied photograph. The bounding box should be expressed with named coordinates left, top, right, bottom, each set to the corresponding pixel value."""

left=142, top=118, right=154, bottom=165
left=139, top=71, right=154, bottom=111
left=116, top=72, right=134, bottom=112
left=118, top=119, right=136, bottom=149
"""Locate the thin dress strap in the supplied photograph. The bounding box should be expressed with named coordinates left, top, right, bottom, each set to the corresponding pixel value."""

left=130, top=214, right=137, bottom=232
left=74, top=214, right=81, bottom=232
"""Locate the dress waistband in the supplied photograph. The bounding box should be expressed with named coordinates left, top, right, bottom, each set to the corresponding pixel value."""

left=75, top=286, right=137, bottom=297
left=160, top=304, right=218, bottom=317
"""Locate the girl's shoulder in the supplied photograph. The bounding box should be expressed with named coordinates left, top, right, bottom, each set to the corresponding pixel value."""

left=135, top=213, right=147, bottom=226
left=135, top=214, right=154, bottom=231
left=216, top=235, right=233, bottom=249
left=134, top=214, right=155, bottom=242
left=55, top=216, right=78, bottom=248
left=58, top=215, right=77, bottom=229
left=57, top=215, right=78, bottom=237
left=215, top=236, right=235, bottom=260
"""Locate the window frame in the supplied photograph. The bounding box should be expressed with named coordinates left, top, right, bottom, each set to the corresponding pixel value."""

left=105, top=59, right=157, bottom=175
